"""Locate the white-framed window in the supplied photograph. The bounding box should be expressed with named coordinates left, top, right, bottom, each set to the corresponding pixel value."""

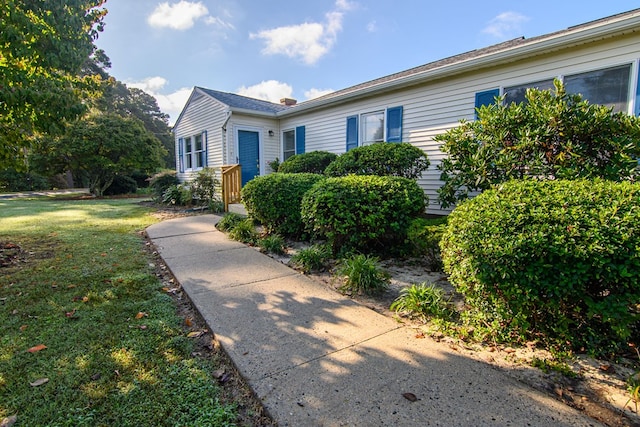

left=282, top=129, right=296, bottom=161
left=504, top=79, right=555, bottom=105
left=564, top=64, right=631, bottom=113
left=361, top=110, right=385, bottom=145
left=345, top=106, right=403, bottom=151
left=178, top=131, right=207, bottom=172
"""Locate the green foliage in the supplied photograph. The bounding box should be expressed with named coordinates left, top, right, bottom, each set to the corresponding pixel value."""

left=241, top=173, right=325, bottom=236
left=228, top=219, right=259, bottom=244
left=258, top=234, right=286, bottom=255
left=103, top=174, right=137, bottom=196
left=149, top=170, right=179, bottom=200
left=405, top=217, right=448, bottom=271
left=31, top=113, right=166, bottom=196
left=436, top=80, right=640, bottom=208
left=0, top=168, right=50, bottom=192
left=390, top=283, right=454, bottom=320
left=301, top=175, right=426, bottom=254
left=267, top=157, right=281, bottom=172
left=0, top=0, right=107, bottom=169
left=440, top=179, right=640, bottom=356
left=290, top=244, right=332, bottom=273
left=215, top=212, right=245, bottom=232
left=336, top=254, right=390, bottom=295
left=278, top=151, right=338, bottom=174
left=530, top=358, right=578, bottom=378
left=162, top=184, right=192, bottom=206
left=324, top=142, right=430, bottom=179
left=190, top=167, right=220, bottom=206
left=626, top=345, right=640, bottom=413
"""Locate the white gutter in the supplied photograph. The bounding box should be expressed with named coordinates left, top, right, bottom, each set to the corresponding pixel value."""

left=278, top=12, right=640, bottom=117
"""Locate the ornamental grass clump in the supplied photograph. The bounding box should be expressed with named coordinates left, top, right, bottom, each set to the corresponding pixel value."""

left=336, top=254, right=390, bottom=296
left=390, top=282, right=454, bottom=321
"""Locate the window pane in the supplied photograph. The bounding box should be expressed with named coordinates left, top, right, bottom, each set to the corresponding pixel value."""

left=283, top=130, right=295, bottom=160
left=565, top=65, right=631, bottom=112
left=504, top=79, right=555, bottom=104
left=195, top=134, right=203, bottom=151
left=185, top=137, right=192, bottom=154
left=362, top=111, right=384, bottom=144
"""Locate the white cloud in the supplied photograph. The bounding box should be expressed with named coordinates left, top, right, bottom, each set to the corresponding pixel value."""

left=249, top=0, right=353, bottom=65
left=304, top=88, right=334, bottom=100
left=366, top=20, right=377, bottom=33
left=482, top=11, right=529, bottom=39
left=237, top=80, right=293, bottom=103
left=148, top=1, right=233, bottom=31
left=127, top=77, right=191, bottom=125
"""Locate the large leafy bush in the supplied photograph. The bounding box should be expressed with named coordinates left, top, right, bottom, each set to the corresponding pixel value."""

left=241, top=173, right=325, bottom=236
left=301, top=175, right=426, bottom=254
left=278, top=151, right=338, bottom=174
left=440, top=179, right=640, bottom=356
left=436, top=80, right=640, bottom=208
left=324, top=142, right=430, bottom=179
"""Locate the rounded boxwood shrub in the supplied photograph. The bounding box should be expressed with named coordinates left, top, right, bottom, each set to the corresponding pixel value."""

left=324, top=142, right=430, bottom=179
left=149, top=170, right=179, bottom=200
left=278, top=151, right=338, bottom=174
left=104, top=174, right=138, bottom=195
left=440, top=179, right=640, bottom=356
left=301, top=175, right=426, bottom=254
left=241, top=173, right=325, bottom=236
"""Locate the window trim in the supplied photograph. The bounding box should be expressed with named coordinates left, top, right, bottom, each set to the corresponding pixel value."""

left=282, top=128, right=296, bottom=161
left=346, top=106, right=403, bottom=150
left=178, top=131, right=208, bottom=172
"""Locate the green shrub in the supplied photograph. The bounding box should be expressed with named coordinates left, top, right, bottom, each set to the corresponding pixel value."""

left=301, top=175, right=426, bottom=254
left=149, top=170, right=179, bottom=200
left=405, top=217, right=448, bottom=271
left=440, top=179, right=640, bottom=356
left=162, top=184, right=192, bottom=206
left=104, top=174, right=138, bottom=195
left=324, top=142, right=430, bottom=179
left=336, top=254, right=390, bottom=295
left=390, top=283, right=453, bottom=320
left=241, top=173, right=325, bottom=236
left=290, top=244, right=331, bottom=273
left=258, top=234, right=286, bottom=255
left=191, top=167, right=220, bottom=206
left=436, top=80, right=640, bottom=208
left=216, top=212, right=245, bottom=232
left=278, top=151, right=338, bottom=174
left=0, top=169, right=49, bottom=192
left=228, top=219, right=258, bottom=244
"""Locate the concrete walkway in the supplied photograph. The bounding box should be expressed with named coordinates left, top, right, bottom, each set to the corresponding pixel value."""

left=146, top=215, right=601, bottom=427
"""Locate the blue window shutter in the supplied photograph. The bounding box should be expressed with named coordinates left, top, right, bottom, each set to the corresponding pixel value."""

left=474, top=89, right=500, bottom=119
left=202, top=130, right=208, bottom=167
left=178, top=138, right=185, bottom=173
left=346, top=115, right=358, bottom=151
left=295, top=126, right=305, bottom=154
left=386, top=106, right=403, bottom=142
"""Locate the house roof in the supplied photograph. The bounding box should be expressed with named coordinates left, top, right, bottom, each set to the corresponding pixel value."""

left=196, top=87, right=291, bottom=114
left=280, top=7, right=640, bottom=116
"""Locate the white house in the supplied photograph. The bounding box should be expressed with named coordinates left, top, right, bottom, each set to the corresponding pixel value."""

left=173, top=8, right=640, bottom=214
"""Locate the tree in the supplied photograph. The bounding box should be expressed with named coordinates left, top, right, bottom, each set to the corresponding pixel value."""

left=0, top=0, right=107, bottom=169
left=33, top=114, right=166, bottom=196
left=436, top=80, right=640, bottom=208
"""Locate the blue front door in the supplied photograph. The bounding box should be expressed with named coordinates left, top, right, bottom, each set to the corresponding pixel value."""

left=238, top=130, right=259, bottom=186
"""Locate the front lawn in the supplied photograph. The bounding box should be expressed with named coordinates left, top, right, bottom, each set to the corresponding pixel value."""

left=0, top=198, right=242, bottom=426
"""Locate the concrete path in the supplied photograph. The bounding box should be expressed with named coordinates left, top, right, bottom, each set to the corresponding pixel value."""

left=146, top=215, right=601, bottom=427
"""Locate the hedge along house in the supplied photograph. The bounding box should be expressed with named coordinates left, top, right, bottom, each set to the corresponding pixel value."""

left=173, top=8, right=640, bottom=214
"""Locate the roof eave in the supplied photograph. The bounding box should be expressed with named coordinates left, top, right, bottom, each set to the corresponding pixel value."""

left=278, top=13, right=640, bottom=117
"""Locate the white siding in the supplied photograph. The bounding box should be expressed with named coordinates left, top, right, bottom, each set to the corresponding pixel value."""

left=174, top=92, right=227, bottom=182
left=280, top=34, right=640, bottom=214
left=227, top=114, right=279, bottom=177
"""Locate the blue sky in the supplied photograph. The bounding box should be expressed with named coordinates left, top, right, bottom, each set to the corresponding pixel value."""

left=95, top=1, right=640, bottom=124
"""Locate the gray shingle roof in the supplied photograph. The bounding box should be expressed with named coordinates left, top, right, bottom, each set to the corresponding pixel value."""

left=197, top=87, right=291, bottom=114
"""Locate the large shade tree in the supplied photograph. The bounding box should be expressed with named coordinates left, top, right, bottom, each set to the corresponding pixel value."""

left=0, top=0, right=107, bottom=169
left=34, top=113, right=167, bottom=196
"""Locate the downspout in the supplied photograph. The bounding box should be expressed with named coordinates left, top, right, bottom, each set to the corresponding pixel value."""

left=221, top=110, right=232, bottom=164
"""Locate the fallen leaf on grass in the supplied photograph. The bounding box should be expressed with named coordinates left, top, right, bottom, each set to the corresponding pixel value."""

left=402, top=392, right=418, bottom=402
left=29, top=378, right=49, bottom=387
left=19, top=325, right=27, bottom=331
left=187, top=330, right=205, bottom=338
left=1, top=415, right=17, bottom=427
left=185, top=318, right=192, bottom=327
left=27, top=344, right=47, bottom=353
left=135, top=312, right=147, bottom=319
left=415, top=331, right=425, bottom=339
left=82, top=296, right=89, bottom=303
left=65, top=309, right=76, bottom=318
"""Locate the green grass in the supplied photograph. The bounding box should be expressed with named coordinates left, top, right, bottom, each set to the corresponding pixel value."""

left=0, top=198, right=238, bottom=426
